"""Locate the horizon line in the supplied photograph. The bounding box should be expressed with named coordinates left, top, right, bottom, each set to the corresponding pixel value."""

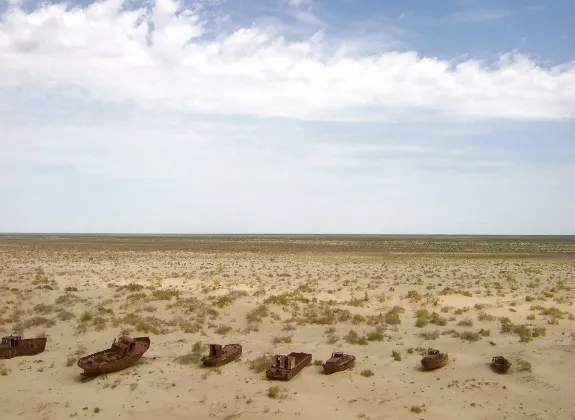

left=1, top=232, right=575, bottom=238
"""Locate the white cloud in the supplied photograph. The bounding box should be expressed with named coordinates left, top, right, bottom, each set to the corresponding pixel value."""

left=291, top=10, right=323, bottom=26
left=287, top=0, right=314, bottom=8
left=448, top=9, right=511, bottom=23
left=0, top=0, right=573, bottom=122
left=1, top=97, right=574, bottom=234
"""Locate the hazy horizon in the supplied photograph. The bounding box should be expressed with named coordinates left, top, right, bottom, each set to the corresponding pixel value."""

left=2, top=232, right=575, bottom=238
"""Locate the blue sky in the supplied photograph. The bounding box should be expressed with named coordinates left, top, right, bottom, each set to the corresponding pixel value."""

left=0, top=0, right=574, bottom=234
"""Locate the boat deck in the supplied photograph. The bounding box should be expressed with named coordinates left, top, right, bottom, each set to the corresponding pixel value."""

left=82, top=349, right=124, bottom=364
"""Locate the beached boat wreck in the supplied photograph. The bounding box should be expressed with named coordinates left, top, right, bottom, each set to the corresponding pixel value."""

left=77, top=335, right=150, bottom=378
left=490, top=356, right=512, bottom=373
left=266, top=352, right=312, bottom=381
left=420, top=348, right=448, bottom=370
left=202, top=343, right=242, bottom=367
left=322, top=352, right=355, bottom=374
left=0, top=335, right=47, bottom=360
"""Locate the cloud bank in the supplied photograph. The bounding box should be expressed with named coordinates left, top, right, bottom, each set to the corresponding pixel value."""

left=1, top=0, right=574, bottom=234
left=1, top=0, right=574, bottom=122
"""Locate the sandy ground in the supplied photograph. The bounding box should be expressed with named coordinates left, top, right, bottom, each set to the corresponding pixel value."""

left=1, top=239, right=574, bottom=420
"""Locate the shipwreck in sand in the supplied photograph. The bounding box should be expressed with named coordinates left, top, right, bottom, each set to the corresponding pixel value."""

left=490, top=356, right=512, bottom=373
left=201, top=343, right=242, bottom=367
left=0, top=335, right=47, bottom=360
left=420, top=348, right=448, bottom=370
left=322, top=352, right=355, bottom=374
left=77, top=335, right=150, bottom=378
left=266, top=352, right=312, bottom=381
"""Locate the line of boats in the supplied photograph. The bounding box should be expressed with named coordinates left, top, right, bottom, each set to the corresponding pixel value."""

left=0, top=334, right=513, bottom=380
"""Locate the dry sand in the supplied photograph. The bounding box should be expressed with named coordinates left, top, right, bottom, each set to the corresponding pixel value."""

left=0, top=236, right=574, bottom=420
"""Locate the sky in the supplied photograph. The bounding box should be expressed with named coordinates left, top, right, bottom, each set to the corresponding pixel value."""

left=0, top=0, right=574, bottom=234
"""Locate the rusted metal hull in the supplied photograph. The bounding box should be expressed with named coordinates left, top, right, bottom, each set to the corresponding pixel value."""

left=0, top=337, right=47, bottom=359
left=490, top=356, right=511, bottom=373
left=421, top=351, right=448, bottom=370
left=323, top=354, right=355, bottom=374
left=77, top=336, right=150, bottom=375
left=266, top=352, right=312, bottom=381
left=202, top=344, right=242, bottom=367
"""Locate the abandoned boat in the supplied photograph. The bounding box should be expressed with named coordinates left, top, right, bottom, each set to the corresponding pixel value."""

left=0, top=335, right=47, bottom=360
left=77, top=335, right=150, bottom=377
left=202, top=343, right=242, bottom=367
left=490, top=356, right=512, bottom=373
left=322, top=352, right=355, bottom=374
left=266, top=352, right=312, bottom=381
left=420, top=348, right=448, bottom=370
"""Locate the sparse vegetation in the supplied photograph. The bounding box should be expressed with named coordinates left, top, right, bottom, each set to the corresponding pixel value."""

left=249, top=355, right=271, bottom=373
left=410, top=404, right=426, bottom=414
left=1, top=235, right=574, bottom=418
left=267, top=386, right=287, bottom=399
left=176, top=342, right=207, bottom=365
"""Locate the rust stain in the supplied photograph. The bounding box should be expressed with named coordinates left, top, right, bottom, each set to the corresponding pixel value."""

left=77, top=335, right=150, bottom=378
left=0, top=335, right=47, bottom=359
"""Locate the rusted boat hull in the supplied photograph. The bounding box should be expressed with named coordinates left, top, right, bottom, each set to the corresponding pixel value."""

left=202, top=344, right=242, bottom=367
left=77, top=337, right=150, bottom=375
left=0, top=337, right=47, bottom=360
left=323, top=355, right=355, bottom=374
left=490, top=357, right=511, bottom=373
left=421, top=354, right=448, bottom=370
left=266, top=352, right=312, bottom=381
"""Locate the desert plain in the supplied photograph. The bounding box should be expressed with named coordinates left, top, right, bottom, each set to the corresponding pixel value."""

left=0, top=235, right=574, bottom=420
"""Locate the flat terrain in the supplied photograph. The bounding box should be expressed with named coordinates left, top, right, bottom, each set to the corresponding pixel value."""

left=1, top=235, right=574, bottom=420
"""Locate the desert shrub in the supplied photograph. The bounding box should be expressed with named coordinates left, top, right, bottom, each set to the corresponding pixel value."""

left=272, top=336, right=292, bottom=344
left=415, top=318, right=428, bottom=328
left=460, top=331, right=481, bottom=342
left=22, top=316, right=55, bottom=329
left=385, top=306, right=404, bottom=325
left=515, top=359, right=532, bottom=372
left=366, top=327, right=386, bottom=342
left=419, top=330, right=439, bottom=340
left=326, top=333, right=339, bottom=344
left=478, top=311, right=496, bottom=322
left=343, top=330, right=368, bottom=345
left=267, top=386, right=287, bottom=399
left=324, top=326, right=336, bottom=334
left=246, top=305, right=269, bottom=323
left=410, top=405, right=426, bottom=414
left=407, top=290, right=422, bottom=302
left=176, top=342, right=207, bottom=365
left=152, top=289, right=180, bottom=301
left=122, top=283, right=144, bottom=292
left=249, top=355, right=271, bottom=373
left=214, top=325, right=232, bottom=335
